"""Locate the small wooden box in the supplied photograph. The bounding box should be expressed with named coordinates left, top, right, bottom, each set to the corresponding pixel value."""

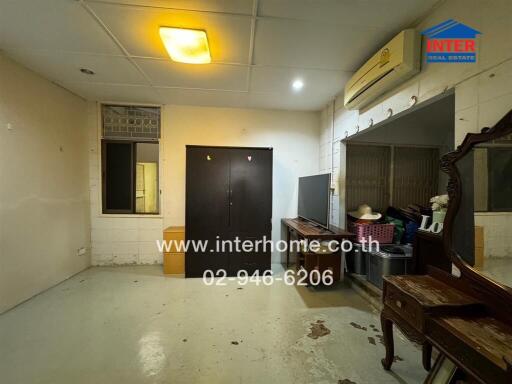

left=163, top=252, right=185, bottom=275
left=163, top=226, right=185, bottom=275
left=163, top=226, right=185, bottom=253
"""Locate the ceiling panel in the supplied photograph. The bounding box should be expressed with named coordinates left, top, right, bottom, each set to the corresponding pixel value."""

left=87, top=0, right=254, bottom=15
left=253, top=18, right=388, bottom=71
left=136, top=59, right=248, bottom=90
left=5, top=49, right=148, bottom=85
left=0, top=0, right=122, bottom=55
left=258, top=0, right=438, bottom=28
left=59, top=82, right=161, bottom=104
left=155, top=87, right=249, bottom=108
left=247, top=91, right=330, bottom=111
left=88, top=2, right=253, bottom=63
left=250, top=66, right=351, bottom=97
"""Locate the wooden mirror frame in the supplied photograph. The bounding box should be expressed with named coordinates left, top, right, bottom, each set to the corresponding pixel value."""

left=441, top=109, right=512, bottom=321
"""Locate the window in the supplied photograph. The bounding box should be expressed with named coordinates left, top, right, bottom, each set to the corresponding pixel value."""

left=346, top=144, right=439, bottom=212
left=101, top=105, right=160, bottom=214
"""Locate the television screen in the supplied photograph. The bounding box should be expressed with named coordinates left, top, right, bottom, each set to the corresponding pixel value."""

left=298, top=174, right=331, bottom=228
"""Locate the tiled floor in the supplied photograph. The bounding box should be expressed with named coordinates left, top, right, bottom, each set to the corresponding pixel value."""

left=0, top=265, right=427, bottom=384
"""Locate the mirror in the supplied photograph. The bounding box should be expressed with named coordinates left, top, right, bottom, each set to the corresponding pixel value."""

left=447, top=111, right=512, bottom=289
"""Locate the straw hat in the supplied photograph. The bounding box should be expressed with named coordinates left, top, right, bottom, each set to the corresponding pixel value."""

left=348, top=204, right=382, bottom=220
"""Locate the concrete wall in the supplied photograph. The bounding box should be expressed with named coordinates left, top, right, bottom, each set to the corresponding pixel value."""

left=320, top=0, right=512, bottom=229
left=88, top=104, right=320, bottom=265
left=0, top=55, right=90, bottom=313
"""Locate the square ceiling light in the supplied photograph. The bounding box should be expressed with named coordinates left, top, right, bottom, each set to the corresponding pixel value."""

left=159, top=27, right=211, bottom=64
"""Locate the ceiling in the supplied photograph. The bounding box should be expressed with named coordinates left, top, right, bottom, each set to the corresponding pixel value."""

left=0, top=0, right=439, bottom=111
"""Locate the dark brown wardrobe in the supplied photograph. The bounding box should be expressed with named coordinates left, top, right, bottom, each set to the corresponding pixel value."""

left=185, top=146, right=273, bottom=277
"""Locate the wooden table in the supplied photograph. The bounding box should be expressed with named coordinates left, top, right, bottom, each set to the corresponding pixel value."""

left=281, top=218, right=354, bottom=282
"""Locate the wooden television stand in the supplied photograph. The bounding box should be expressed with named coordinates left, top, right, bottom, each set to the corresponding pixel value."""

left=281, top=218, right=354, bottom=283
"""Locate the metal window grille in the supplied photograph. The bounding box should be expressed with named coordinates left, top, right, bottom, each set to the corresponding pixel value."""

left=102, top=104, right=160, bottom=141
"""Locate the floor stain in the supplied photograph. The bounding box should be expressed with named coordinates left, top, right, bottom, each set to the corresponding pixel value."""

left=375, top=334, right=385, bottom=346
left=338, top=379, right=357, bottom=384
left=307, top=320, right=331, bottom=339
left=349, top=322, right=367, bottom=331
left=367, top=336, right=376, bottom=346
left=182, top=339, right=187, bottom=342
left=231, top=341, right=239, bottom=345
left=237, top=287, right=243, bottom=290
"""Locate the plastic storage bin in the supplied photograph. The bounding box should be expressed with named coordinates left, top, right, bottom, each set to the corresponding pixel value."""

left=346, top=243, right=366, bottom=275
left=366, top=245, right=413, bottom=289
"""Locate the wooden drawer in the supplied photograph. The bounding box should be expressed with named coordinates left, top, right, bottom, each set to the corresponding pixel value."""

left=384, top=283, right=423, bottom=331
left=163, top=252, right=185, bottom=275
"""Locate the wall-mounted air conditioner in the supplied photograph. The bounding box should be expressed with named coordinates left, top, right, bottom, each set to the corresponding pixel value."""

left=344, top=29, right=420, bottom=110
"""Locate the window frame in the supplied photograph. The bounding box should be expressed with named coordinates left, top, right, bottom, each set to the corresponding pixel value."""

left=101, top=139, right=160, bottom=215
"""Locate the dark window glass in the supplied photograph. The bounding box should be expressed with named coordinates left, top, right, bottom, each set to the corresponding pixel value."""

left=102, top=141, right=159, bottom=214
left=104, top=142, right=133, bottom=212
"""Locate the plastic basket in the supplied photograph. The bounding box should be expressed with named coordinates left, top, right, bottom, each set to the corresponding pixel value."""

left=349, top=222, right=395, bottom=244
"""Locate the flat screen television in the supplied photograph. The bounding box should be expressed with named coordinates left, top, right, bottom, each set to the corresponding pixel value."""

left=298, top=173, right=331, bottom=228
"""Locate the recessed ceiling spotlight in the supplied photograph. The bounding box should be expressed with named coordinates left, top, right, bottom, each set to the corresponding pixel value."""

left=80, top=68, right=95, bottom=75
left=292, top=79, right=304, bottom=91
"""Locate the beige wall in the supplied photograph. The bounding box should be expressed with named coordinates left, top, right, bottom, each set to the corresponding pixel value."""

left=88, top=104, right=320, bottom=265
left=0, top=55, right=90, bottom=313
left=319, top=0, right=512, bottom=229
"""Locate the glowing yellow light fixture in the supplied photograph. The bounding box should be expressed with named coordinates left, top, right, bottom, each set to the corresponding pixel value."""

left=159, top=27, right=211, bottom=64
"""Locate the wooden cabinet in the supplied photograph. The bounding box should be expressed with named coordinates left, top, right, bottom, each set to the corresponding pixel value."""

left=163, top=226, right=185, bottom=275
left=185, top=146, right=273, bottom=277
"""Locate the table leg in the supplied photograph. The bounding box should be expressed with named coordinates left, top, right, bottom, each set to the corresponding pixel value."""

left=381, top=311, right=395, bottom=371
left=286, top=228, right=290, bottom=268
left=422, top=343, right=432, bottom=371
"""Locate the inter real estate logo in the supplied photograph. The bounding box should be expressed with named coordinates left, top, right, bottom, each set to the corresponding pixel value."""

left=422, top=19, right=481, bottom=63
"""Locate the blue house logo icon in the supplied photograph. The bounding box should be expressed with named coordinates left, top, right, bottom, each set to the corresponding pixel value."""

left=422, top=20, right=481, bottom=63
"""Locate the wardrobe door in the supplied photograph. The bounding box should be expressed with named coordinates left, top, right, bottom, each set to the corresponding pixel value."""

left=185, top=146, right=230, bottom=277
left=228, top=148, right=273, bottom=274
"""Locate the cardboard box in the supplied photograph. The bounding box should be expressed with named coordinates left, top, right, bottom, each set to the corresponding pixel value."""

left=474, top=247, right=484, bottom=269
left=474, top=226, right=484, bottom=269
left=474, top=226, right=484, bottom=248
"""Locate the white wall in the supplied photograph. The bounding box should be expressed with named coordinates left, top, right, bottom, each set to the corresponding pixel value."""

left=87, top=103, right=165, bottom=266
left=0, top=54, right=90, bottom=313
left=320, top=0, right=512, bottom=229
left=475, top=213, right=512, bottom=259
left=88, top=104, right=320, bottom=265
